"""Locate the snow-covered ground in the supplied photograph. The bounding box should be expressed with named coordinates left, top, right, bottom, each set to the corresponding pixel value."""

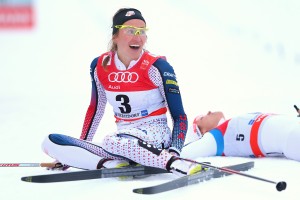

left=1, top=156, right=299, bottom=200
left=1, top=1, right=300, bottom=200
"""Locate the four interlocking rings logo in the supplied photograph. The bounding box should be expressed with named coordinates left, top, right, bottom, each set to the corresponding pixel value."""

left=108, top=72, right=139, bottom=83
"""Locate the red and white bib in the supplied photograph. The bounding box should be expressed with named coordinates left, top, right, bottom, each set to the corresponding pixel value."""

left=96, top=51, right=167, bottom=121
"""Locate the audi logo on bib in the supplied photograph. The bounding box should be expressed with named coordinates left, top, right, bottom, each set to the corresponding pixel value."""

left=108, top=72, right=139, bottom=83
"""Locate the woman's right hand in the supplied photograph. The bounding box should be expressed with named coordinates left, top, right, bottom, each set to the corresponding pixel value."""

left=46, top=160, right=70, bottom=171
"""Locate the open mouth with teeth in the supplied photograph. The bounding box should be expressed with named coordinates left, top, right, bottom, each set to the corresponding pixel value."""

left=129, top=44, right=140, bottom=50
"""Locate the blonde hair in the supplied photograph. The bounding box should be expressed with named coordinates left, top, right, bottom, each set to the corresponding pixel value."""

left=102, top=8, right=125, bottom=69
left=102, top=37, right=117, bottom=69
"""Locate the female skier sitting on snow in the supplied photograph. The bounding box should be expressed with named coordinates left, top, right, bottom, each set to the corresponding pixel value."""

left=41, top=7, right=202, bottom=176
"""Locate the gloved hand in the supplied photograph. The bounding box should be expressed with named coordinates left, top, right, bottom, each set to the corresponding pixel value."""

left=168, top=147, right=180, bottom=157
left=46, top=160, right=70, bottom=171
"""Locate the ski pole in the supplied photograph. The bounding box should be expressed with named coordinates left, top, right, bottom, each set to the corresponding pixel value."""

left=0, top=162, right=62, bottom=168
left=294, top=105, right=300, bottom=117
left=181, top=158, right=287, bottom=192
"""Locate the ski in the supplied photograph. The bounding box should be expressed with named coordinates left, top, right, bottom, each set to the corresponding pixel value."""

left=21, top=165, right=168, bottom=183
left=133, top=161, right=254, bottom=194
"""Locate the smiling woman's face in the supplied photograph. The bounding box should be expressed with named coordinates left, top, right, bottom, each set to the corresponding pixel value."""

left=113, top=19, right=147, bottom=63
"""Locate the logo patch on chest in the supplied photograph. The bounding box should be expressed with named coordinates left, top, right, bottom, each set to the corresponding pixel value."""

left=108, top=72, right=139, bottom=83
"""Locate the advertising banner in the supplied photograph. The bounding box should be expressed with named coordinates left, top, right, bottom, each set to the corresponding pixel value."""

left=0, top=0, right=35, bottom=29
